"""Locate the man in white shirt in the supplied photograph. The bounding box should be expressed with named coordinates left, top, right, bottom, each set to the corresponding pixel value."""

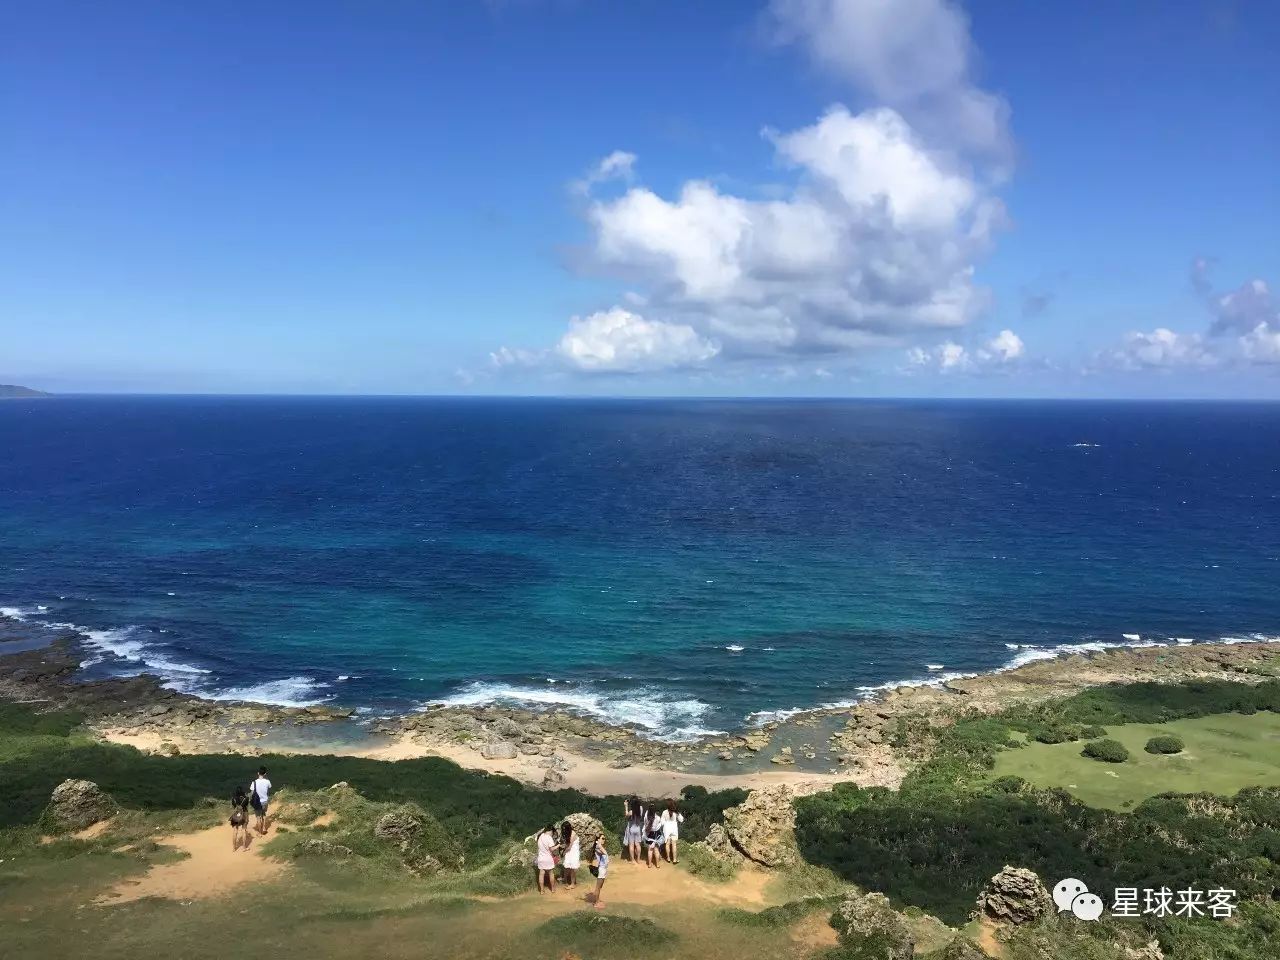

left=250, top=766, right=272, bottom=835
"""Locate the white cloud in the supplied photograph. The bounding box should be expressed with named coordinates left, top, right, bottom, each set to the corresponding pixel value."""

left=980, top=328, right=1024, bottom=362
left=585, top=105, right=1000, bottom=361
left=769, top=106, right=976, bottom=231
left=572, top=150, right=637, bottom=195
left=490, top=0, right=1013, bottom=380
left=906, top=328, right=1024, bottom=373
left=1099, top=328, right=1217, bottom=371
left=1240, top=322, right=1280, bottom=364
left=1212, top=279, right=1277, bottom=336
left=768, top=0, right=1011, bottom=159
left=553, top=308, right=720, bottom=373
left=1093, top=267, right=1280, bottom=373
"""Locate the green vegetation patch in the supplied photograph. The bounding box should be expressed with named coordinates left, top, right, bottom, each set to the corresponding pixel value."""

left=717, top=896, right=835, bottom=929
left=991, top=712, right=1280, bottom=809
left=1081, top=738, right=1130, bottom=763
left=679, top=841, right=738, bottom=883
left=0, top=704, right=743, bottom=868
left=535, top=912, right=677, bottom=956
left=1145, top=734, right=1185, bottom=754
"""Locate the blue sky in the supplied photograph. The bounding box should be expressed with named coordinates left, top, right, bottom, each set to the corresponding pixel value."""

left=3, top=0, right=1277, bottom=397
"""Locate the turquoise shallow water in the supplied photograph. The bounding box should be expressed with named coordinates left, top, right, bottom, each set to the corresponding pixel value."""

left=1, top=397, right=1277, bottom=738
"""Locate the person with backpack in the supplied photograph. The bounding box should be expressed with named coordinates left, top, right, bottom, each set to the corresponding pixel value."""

left=249, top=766, right=272, bottom=835
left=229, top=785, right=251, bottom=850
left=644, top=809, right=664, bottom=868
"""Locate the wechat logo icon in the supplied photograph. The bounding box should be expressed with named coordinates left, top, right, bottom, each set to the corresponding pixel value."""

left=1054, top=878, right=1102, bottom=921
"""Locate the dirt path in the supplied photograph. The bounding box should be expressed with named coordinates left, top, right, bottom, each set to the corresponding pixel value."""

left=97, top=825, right=285, bottom=905
left=499, top=860, right=774, bottom=916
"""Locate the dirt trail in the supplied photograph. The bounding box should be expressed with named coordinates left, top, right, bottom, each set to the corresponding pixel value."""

left=98, top=825, right=285, bottom=905
left=505, top=860, right=773, bottom=914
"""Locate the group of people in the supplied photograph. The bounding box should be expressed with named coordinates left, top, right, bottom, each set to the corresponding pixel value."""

left=621, top=797, right=683, bottom=867
left=533, top=819, right=610, bottom=907
left=229, top=765, right=273, bottom=850
left=531, top=797, right=684, bottom=909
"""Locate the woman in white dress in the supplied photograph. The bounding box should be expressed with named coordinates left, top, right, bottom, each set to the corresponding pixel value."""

left=559, top=820, right=581, bottom=887
left=659, top=800, right=684, bottom=863
left=534, top=823, right=559, bottom=894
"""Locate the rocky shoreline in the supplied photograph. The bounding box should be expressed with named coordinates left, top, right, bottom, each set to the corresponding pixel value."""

left=3, top=614, right=1278, bottom=794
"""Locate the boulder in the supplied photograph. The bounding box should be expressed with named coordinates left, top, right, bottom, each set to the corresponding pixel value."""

left=830, top=891, right=915, bottom=960
left=697, top=823, right=739, bottom=861
left=481, top=740, right=519, bottom=760
left=374, top=808, right=422, bottom=846
left=45, top=779, right=115, bottom=832
left=721, top=785, right=799, bottom=867
left=295, top=838, right=354, bottom=858
left=973, top=866, right=1054, bottom=925
left=372, top=805, right=461, bottom=874
left=561, top=811, right=607, bottom=846
left=542, top=769, right=567, bottom=788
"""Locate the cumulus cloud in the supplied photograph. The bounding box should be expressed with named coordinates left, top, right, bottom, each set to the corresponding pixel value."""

left=584, top=104, right=1001, bottom=359
left=1211, top=279, right=1277, bottom=336
left=491, top=0, right=1013, bottom=381
left=768, top=0, right=1011, bottom=159
left=1096, top=264, right=1280, bottom=373
left=554, top=308, right=720, bottom=373
left=906, top=328, right=1024, bottom=372
left=1097, top=328, right=1217, bottom=371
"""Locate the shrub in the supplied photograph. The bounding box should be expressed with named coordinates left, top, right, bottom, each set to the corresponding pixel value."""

left=1144, top=735, right=1185, bottom=755
left=680, top=841, right=738, bottom=883
left=1082, top=739, right=1130, bottom=763
left=1079, top=724, right=1107, bottom=738
left=1033, top=728, right=1070, bottom=744
left=536, top=913, right=676, bottom=956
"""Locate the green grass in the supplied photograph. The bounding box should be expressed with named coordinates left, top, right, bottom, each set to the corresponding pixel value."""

left=990, top=712, right=1280, bottom=809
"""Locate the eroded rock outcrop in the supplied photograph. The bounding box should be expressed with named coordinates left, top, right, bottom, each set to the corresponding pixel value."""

left=973, top=866, right=1054, bottom=925
left=44, top=779, right=115, bottom=832
left=829, top=891, right=915, bottom=960
left=720, top=785, right=799, bottom=867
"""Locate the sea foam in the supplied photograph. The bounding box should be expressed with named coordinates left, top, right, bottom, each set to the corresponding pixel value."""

left=429, top=680, right=721, bottom=742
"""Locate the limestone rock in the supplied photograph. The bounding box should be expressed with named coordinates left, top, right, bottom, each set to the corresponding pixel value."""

left=374, top=808, right=422, bottom=846
left=295, top=838, right=354, bottom=858
left=698, top=823, right=739, bottom=861
left=830, top=891, right=915, bottom=960
left=542, top=769, right=567, bottom=788
left=721, top=785, right=799, bottom=867
left=973, top=866, right=1054, bottom=925
left=561, top=812, right=607, bottom=846
left=45, top=779, right=115, bottom=832
left=481, top=740, right=518, bottom=760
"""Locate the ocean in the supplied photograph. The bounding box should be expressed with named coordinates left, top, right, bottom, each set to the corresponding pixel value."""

left=1, top=396, right=1277, bottom=739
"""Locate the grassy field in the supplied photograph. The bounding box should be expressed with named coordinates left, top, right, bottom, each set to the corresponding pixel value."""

left=989, top=711, right=1280, bottom=809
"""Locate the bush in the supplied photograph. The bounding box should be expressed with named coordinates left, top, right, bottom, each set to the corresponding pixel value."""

left=1079, top=724, right=1107, bottom=738
left=1033, top=728, right=1070, bottom=744
left=1081, top=739, right=1130, bottom=763
left=680, top=841, right=738, bottom=883
left=1144, top=735, right=1185, bottom=755
left=535, top=913, right=676, bottom=956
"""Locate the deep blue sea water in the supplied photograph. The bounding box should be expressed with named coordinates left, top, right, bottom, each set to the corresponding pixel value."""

left=1, top=397, right=1278, bottom=739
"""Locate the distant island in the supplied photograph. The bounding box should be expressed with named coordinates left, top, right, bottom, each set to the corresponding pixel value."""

left=0, top=384, right=50, bottom=398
